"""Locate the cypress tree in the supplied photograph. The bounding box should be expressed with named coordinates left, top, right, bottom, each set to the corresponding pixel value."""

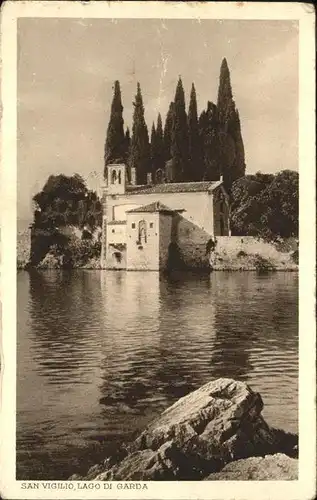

left=171, top=77, right=189, bottom=182
left=188, top=83, right=201, bottom=181
left=155, top=113, right=165, bottom=173
left=163, top=102, right=175, bottom=162
left=217, top=58, right=233, bottom=129
left=230, top=109, right=246, bottom=181
left=128, top=82, right=150, bottom=184
left=150, top=113, right=165, bottom=178
left=217, top=58, right=246, bottom=188
left=124, top=127, right=131, bottom=162
left=150, top=122, right=157, bottom=174
left=200, top=102, right=221, bottom=181
left=104, top=80, right=125, bottom=178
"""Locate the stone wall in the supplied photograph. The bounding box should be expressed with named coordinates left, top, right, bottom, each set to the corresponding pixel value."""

left=126, top=212, right=160, bottom=271
left=159, top=213, right=173, bottom=270
left=172, top=213, right=213, bottom=269
left=212, top=236, right=298, bottom=270
left=216, top=236, right=291, bottom=258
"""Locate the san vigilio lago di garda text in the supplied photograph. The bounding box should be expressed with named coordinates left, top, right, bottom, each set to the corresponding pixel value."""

left=20, top=481, right=149, bottom=491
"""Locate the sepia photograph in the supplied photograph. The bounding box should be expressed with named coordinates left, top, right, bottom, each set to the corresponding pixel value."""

left=0, top=2, right=315, bottom=499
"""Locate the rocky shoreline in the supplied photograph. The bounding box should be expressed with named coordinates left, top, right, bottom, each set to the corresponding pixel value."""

left=69, top=378, right=298, bottom=481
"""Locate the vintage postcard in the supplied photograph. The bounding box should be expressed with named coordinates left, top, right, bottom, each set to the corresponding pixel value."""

left=0, top=1, right=316, bottom=499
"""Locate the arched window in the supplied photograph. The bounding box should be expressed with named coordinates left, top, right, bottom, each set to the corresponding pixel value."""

left=118, top=170, right=122, bottom=184
left=138, top=219, right=147, bottom=244
left=111, top=169, right=117, bottom=184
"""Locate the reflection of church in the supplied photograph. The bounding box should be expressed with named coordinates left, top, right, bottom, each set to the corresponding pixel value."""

left=101, top=163, right=230, bottom=271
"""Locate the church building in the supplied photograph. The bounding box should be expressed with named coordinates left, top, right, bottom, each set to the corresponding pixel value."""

left=101, top=163, right=230, bottom=271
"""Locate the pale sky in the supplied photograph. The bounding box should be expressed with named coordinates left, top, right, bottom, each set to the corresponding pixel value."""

left=17, top=18, right=298, bottom=221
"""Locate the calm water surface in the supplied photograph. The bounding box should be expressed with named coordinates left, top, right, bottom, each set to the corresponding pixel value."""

left=17, top=270, right=298, bottom=480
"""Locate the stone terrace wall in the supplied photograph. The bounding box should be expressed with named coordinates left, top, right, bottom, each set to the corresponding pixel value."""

left=212, top=236, right=298, bottom=270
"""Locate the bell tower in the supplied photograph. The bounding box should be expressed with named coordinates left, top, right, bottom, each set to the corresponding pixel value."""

left=106, top=163, right=127, bottom=195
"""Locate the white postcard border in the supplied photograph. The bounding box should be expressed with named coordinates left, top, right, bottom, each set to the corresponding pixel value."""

left=0, top=2, right=316, bottom=499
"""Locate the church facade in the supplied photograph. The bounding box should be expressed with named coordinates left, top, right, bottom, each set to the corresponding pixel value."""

left=101, top=163, right=230, bottom=271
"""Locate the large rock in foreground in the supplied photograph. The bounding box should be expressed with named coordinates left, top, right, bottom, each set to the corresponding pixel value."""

left=205, top=453, right=298, bottom=480
left=87, top=378, right=297, bottom=481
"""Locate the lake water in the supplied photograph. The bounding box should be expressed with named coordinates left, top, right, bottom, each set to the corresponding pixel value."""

left=17, top=270, right=298, bottom=480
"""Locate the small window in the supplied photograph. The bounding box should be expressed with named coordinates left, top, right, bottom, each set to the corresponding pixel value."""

left=113, top=252, right=122, bottom=263
left=150, top=222, right=154, bottom=228
left=112, top=229, right=115, bottom=233
left=132, top=223, right=136, bottom=229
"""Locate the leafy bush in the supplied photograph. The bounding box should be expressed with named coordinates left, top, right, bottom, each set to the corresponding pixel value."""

left=30, top=174, right=103, bottom=266
left=291, top=249, right=299, bottom=264
left=253, top=254, right=276, bottom=273
left=32, top=174, right=102, bottom=232
left=82, top=229, right=93, bottom=240
left=64, top=239, right=101, bottom=268
left=237, top=250, right=247, bottom=258
left=230, top=170, right=298, bottom=240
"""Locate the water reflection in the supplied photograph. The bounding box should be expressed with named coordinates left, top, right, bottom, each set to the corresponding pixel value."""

left=17, top=270, right=298, bottom=480
left=26, top=270, right=102, bottom=387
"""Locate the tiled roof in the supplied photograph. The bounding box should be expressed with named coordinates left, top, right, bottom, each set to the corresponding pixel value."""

left=107, top=220, right=127, bottom=225
left=127, top=201, right=176, bottom=214
left=125, top=181, right=222, bottom=195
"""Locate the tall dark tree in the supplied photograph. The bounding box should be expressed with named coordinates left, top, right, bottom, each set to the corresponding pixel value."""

left=188, top=83, right=201, bottom=181
left=155, top=113, right=165, bottom=173
left=104, top=80, right=125, bottom=177
left=217, top=58, right=246, bottom=188
left=128, top=82, right=150, bottom=184
left=163, top=102, right=175, bottom=162
left=217, top=58, right=233, bottom=129
left=199, top=102, right=222, bottom=181
left=171, top=77, right=189, bottom=181
left=124, top=127, right=131, bottom=160
left=150, top=122, right=157, bottom=174
left=229, top=109, right=246, bottom=181
left=150, top=113, right=165, bottom=178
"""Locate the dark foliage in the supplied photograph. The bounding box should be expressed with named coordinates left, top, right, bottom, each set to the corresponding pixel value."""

left=216, top=58, right=246, bottom=187
left=188, top=83, right=201, bottom=181
left=103, top=61, right=246, bottom=189
left=104, top=80, right=126, bottom=175
left=150, top=122, right=157, bottom=174
left=128, top=82, right=151, bottom=184
left=230, top=170, right=299, bottom=239
left=164, top=101, right=175, bottom=162
left=217, top=58, right=233, bottom=128
left=31, top=174, right=102, bottom=265
left=150, top=114, right=165, bottom=177
left=124, top=127, right=131, bottom=162
left=199, top=102, right=223, bottom=181
left=171, top=77, right=189, bottom=181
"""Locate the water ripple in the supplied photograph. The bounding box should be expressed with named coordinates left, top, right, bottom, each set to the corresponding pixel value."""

left=17, top=270, right=298, bottom=480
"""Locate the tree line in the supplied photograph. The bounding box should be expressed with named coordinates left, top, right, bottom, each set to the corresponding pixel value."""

left=104, top=58, right=246, bottom=188
left=28, top=58, right=299, bottom=268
